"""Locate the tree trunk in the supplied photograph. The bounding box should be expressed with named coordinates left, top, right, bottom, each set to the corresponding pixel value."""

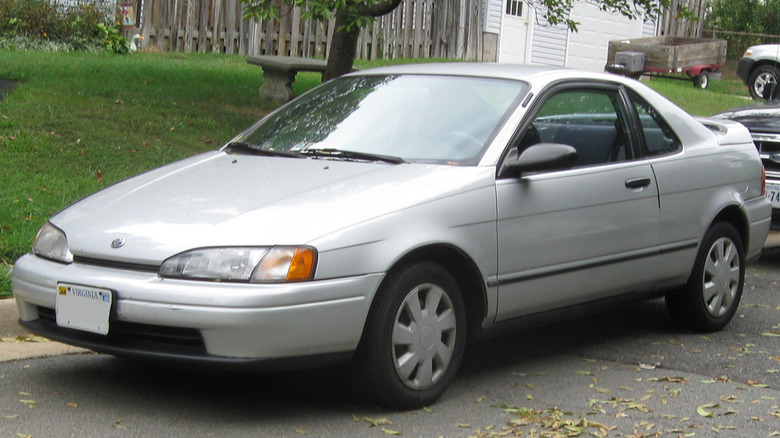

left=324, top=0, right=403, bottom=81
left=324, top=14, right=359, bottom=81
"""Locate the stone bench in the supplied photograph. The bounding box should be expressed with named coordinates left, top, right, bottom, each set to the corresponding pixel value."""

left=247, top=55, right=328, bottom=102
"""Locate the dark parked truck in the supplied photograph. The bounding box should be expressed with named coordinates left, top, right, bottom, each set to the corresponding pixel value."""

left=606, top=36, right=727, bottom=89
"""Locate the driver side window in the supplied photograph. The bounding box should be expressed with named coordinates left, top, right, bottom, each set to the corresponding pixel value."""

left=518, top=88, right=634, bottom=167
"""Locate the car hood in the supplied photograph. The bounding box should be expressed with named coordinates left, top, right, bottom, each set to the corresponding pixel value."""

left=713, top=102, right=780, bottom=133
left=52, top=151, right=491, bottom=265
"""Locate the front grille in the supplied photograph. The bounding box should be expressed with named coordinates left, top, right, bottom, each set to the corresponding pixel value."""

left=36, top=306, right=207, bottom=355
left=72, top=256, right=159, bottom=273
left=752, top=134, right=780, bottom=177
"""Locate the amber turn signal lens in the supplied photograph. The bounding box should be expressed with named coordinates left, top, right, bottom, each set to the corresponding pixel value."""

left=286, top=247, right=317, bottom=281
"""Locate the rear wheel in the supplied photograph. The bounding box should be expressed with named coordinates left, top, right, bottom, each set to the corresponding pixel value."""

left=748, top=65, right=780, bottom=99
left=666, top=222, right=744, bottom=332
left=352, top=262, right=466, bottom=409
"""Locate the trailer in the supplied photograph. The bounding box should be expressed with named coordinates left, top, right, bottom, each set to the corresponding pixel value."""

left=605, top=36, right=728, bottom=89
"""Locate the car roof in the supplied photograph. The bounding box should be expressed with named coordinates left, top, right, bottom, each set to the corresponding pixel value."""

left=346, top=62, right=620, bottom=85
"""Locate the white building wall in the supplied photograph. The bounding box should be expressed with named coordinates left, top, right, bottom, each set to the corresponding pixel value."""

left=57, top=0, right=116, bottom=9
left=530, top=12, right=568, bottom=67
left=642, top=18, right=658, bottom=37
left=484, top=0, right=503, bottom=34
left=492, top=0, right=656, bottom=69
left=565, top=3, right=647, bottom=71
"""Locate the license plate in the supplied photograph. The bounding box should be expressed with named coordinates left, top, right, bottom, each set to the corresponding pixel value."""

left=767, top=183, right=780, bottom=208
left=56, top=283, right=112, bottom=335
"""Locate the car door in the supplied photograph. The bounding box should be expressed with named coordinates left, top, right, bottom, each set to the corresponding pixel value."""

left=494, top=82, right=662, bottom=322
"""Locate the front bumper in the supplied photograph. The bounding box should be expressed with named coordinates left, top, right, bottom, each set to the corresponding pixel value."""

left=736, top=57, right=755, bottom=84
left=751, top=132, right=780, bottom=213
left=12, top=254, right=383, bottom=369
left=767, top=176, right=780, bottom=223
left=767, top=176, right=780, bottom=210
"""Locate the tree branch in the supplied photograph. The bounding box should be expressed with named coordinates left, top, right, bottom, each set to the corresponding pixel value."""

left=357, top=0, right=403, bottom=17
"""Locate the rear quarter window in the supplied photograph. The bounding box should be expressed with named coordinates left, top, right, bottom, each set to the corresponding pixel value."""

left=628, top=90, right=682, bottom=157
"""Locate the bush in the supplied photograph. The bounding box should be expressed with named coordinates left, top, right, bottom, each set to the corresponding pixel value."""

left=708, top=0, right=780, bottom=56
left=0, top=0, right=128, bottom=53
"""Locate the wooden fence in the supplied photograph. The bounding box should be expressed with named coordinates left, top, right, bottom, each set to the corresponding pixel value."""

left=137, top=0, right=485, bottom=61
left=657, top=0, right=707, bottom=38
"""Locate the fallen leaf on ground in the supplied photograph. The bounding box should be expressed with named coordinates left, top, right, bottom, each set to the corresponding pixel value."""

left=697, top=403, right=720, bottom=417
left=13, top=335, right=48, bottom=343
left=364, top=417, right=392, bottom=427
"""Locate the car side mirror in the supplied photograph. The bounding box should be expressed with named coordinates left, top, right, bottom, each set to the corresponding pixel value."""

left=498, top=143, right=578, bottom=178
left=763, top=82, right=778, bottom=100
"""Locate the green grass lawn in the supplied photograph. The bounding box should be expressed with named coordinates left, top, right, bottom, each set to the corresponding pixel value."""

left=0, top=52, right=757, bottom=297
left=643, top=74, right=751, bottom=115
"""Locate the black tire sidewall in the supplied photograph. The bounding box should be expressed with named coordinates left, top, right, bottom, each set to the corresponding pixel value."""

left=667, top=222, right=745, bottom=332
left=748, top=65, right=780, bottom=100
left=694, top=72, right=709, bottom=89
left=352, top=262, right=466, bottom=409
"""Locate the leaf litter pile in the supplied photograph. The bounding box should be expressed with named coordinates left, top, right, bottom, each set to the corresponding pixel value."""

left=464, top=355, right=779, bottom=438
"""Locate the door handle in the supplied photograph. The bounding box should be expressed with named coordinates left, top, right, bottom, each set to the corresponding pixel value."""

left=625, top=177, right=652, bottom=189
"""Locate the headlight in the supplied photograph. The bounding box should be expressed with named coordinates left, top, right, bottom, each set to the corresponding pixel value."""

left=159, top=246, right=317, bottom=283
left=33, top=222, right=73, bottom=264
left=744, top=49, right=753, bottom=57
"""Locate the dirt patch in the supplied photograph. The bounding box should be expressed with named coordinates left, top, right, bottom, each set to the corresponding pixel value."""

left=0, top=79, right=17, bottom=101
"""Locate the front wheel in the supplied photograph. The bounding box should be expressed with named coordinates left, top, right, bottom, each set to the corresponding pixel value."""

left=748, top=65, right=780, bottom=99
left=351, top=262, right=466, bottom=409
left=666, top=222, right=745, bottom=332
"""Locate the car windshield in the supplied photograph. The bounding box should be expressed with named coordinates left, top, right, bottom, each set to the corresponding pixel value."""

left=233, top=74, right=528, bottom=165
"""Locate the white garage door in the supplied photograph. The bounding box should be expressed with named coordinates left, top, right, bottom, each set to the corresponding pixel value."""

left=566, top=3, right=647, bottom=72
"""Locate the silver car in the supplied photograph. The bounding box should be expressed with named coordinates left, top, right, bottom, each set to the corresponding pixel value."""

left=12, top=64, right=772, bottom=409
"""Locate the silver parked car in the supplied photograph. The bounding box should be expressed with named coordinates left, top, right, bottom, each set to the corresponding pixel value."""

left=12, top=64, right=772, bottom=409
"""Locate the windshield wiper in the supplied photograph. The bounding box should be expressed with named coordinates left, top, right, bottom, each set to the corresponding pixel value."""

left=226, top=142, right=304, bottom=158
left=300, top=148, right=406, bottom=164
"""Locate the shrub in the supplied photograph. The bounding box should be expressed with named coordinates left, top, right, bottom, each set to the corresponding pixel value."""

left=0, top=0, right=128, bottom=53
left=708, top=0, right=780, bottom=56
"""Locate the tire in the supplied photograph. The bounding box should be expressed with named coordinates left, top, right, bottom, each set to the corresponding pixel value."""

left=351, top=262, right=466, bottom=409
left=666, top=222, right=745, bottom=332
left=693, top=71, right=709, bottom=89
left=748, top=65, right=780, bottom=100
